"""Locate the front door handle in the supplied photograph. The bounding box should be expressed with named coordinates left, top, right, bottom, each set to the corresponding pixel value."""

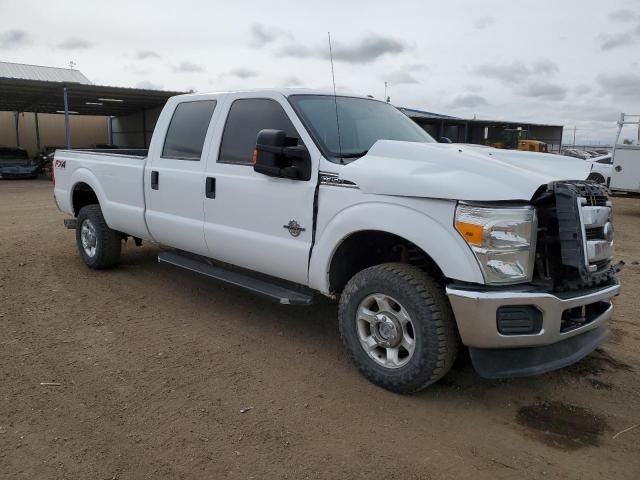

left=205, top=177, right=216, bottom=199
left=151, top=171, right=159, bottom=190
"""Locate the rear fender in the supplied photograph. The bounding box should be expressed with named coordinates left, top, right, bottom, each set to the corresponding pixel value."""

left=69, top=168, right=110, bottom=222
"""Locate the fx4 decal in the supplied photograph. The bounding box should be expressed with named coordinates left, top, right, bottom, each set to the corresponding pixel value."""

left=55, top=159, right=66, bottom=169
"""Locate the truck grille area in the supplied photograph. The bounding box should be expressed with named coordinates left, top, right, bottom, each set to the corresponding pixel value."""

left=532, top=181, right=615, bottom=292
left=560, top=301, right=610, bottom=333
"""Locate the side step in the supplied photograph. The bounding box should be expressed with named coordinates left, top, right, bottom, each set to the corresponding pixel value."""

left=157, top=251, right=314, bottom=306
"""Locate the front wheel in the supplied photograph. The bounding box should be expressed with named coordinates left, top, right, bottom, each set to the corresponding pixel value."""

left=75, top=204, right=121, bottom=269
left=338, top=263, right=459, bottom=393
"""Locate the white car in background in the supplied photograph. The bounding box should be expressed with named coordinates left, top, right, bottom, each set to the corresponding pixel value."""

left=587, top=154, right=613, bottom=185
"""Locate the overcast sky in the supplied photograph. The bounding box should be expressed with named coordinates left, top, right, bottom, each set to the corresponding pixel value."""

left=2, top=0, right=640, bottom=144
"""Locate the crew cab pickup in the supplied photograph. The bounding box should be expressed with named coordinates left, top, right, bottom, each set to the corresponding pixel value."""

left=54, top=89, right=621, bottom=393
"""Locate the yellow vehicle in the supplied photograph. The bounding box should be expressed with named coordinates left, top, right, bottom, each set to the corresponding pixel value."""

left=518, top=139, right=548, bottom=153
left=486, top=131, right=548, bottom=153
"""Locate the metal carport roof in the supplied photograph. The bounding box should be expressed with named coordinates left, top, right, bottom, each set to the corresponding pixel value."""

left=0, top=77, right=185, bottom=116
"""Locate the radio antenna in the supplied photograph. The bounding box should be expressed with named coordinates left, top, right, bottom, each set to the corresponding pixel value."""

left=328, top=32, right=343, bottom=160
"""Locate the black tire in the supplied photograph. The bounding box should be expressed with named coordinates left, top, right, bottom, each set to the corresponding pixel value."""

left=338, top=263, right=459, bottom=394
left=75, top=204, right=121, bottom=269
left=587, top=172, right=606, bottom=184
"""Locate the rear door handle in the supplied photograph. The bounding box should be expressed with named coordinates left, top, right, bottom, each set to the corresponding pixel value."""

left=151, top=171, right=159, bottom=190
left=205, top=177, right=216, bottom=199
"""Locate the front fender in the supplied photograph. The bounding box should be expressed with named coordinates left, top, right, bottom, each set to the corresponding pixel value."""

left=308, top=201, right=484, bottom=294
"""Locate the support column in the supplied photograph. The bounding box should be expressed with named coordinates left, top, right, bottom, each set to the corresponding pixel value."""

left=14, top=112, right=20, bottom=147
left=34, top=112, right=41, bottom=152
left=142, top=111, right=147, bottom=148
left=108, top=116, right=113, bottom=145
left=63, top=87, right=71, bottom=149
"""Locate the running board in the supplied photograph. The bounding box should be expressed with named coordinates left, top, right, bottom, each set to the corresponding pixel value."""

left=157, top=251, right=314, bottom=305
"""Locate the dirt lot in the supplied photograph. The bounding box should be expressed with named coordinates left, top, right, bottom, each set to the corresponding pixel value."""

left=1, top=180, right=639, bottom=479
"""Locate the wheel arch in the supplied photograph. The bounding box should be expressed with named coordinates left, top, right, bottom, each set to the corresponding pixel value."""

left=68, top=168, right=109, bottom=219
left=308, top=202, right=484, bottom=295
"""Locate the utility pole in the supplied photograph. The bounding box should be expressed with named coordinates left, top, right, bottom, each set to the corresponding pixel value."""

left=571, top=126, right=583, bottom=147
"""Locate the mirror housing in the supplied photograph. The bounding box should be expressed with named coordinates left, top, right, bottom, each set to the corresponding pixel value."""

left=253, top=129, right=311, bottom=181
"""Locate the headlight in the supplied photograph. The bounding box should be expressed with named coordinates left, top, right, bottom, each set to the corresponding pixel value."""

left=455, top=204, right=537, bottom=285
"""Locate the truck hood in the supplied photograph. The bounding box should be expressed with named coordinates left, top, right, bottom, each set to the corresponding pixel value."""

left=339, top=140, right=591, bottom=202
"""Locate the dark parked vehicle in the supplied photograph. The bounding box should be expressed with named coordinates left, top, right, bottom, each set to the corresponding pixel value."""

left=0, top=146, right=39, bottom=179
left=36, top=146, right=64, bottom=179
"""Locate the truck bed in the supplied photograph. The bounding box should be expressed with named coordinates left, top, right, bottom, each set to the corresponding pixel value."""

left=53, top=149, right=152, bottom=240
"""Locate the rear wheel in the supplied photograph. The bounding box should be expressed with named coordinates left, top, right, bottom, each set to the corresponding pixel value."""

left=338, top=263, right=459, bottom=393
left=75, top=204, right=121, bottom=269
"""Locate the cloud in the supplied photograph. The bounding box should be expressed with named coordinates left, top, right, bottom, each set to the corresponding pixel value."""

left=0, top=29, right=30, bottom=49
left=57, top=38, right=92, bottom=50
left=599, top=32, right=635, bottom=50
left=331, top=35, right=406, bottom=63
left=277, top=44, right=313, bottom=58
left=475, top=59, right=558, bottom=84
left=402, top=63, right=429, bottom=71
left=556, top=101, right=621, bottom=124
left=229, top=67, right=258, bottom=79
left=575, top=84, right=592, bottom=95
left=596, top=72, right=640, bottom=98
left=608, top=9, right=639, bottom=22
left=280, top=75, right=304, bottom=86
left=278, top=34, right=406, bottom=64
left=136, top=80, right=163, bottom=90
left=137, top=50, right=160, bottom=60
left=532, top=59, right=558, bottom=75
left=385, top=71, right=419, bottom=85
left=250, top=23, right=292, bottom=47
left=172, top=61, right=204, bottom=73
left=519, top=81, right=567, bottom=100
left=475, top=61, right=531, bottom=83
left=448, top=94, right=488, bottom=109
left=473, top=16, right=495, bottom=30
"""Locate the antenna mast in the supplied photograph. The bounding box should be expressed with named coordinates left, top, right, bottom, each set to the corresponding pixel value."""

left=328, top=32, right=343, bottom=159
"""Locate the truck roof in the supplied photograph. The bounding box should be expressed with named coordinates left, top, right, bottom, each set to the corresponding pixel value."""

left=172, top=88, right=376, bottom=101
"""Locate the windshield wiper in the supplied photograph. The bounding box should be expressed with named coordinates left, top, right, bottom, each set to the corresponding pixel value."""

left=337, top=150, right=368, bottom=159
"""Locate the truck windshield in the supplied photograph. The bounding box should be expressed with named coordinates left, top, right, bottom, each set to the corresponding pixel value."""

left=289, top=95, right=435, bottom=161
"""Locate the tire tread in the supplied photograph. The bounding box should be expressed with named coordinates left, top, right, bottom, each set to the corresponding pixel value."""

left=338, top=263, right=459, bottom=393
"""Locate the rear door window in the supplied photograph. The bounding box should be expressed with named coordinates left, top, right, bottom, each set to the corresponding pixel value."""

left=162, top=100, right=217, bottom=160
left=218, top=98, right=300, bottom=165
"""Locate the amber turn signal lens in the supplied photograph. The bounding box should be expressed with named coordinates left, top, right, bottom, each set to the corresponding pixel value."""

left=455, top=221, right=484, bottom=246
left=252, top=149, right=258, bottom=165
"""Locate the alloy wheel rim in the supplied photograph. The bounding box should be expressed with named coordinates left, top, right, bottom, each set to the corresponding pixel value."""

left=356, top=293, right=416, bottom=369
left=80, top=219, right=97, bottom=258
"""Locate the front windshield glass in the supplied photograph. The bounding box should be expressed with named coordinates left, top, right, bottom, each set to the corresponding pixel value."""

left=289, top=95, right=435, bottom=161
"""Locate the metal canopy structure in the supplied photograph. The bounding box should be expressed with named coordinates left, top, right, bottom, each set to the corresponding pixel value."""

left=0, top=77, right=184, bottom=116
left=399, top=107, right=564, bottom=152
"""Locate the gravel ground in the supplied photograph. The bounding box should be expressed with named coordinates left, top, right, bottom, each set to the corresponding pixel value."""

left=1, top=179, right=639, bottom=479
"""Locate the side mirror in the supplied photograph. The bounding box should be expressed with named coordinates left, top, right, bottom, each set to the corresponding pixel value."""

left=253, top=129, right=311, bottom=180
left=439, top=137, right=453, bottom=144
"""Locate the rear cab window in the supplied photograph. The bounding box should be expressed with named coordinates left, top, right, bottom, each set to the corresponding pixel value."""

left=162, top=100, right=217, bottom=160
left=218, top=98, right=301, bottom=165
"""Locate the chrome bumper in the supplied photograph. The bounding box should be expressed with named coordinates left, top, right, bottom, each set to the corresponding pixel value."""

left=446, top=280, right=620, bottom=348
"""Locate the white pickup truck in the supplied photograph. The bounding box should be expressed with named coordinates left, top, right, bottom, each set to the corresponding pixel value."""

left=53, top=89, right=621, bottom=393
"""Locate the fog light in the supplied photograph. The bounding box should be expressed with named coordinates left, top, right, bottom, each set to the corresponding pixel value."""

left=496, top=306, right=542, bottom=335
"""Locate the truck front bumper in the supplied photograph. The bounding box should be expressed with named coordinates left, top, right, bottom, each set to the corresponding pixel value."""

left=446, top=280, right=620, bottom=378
